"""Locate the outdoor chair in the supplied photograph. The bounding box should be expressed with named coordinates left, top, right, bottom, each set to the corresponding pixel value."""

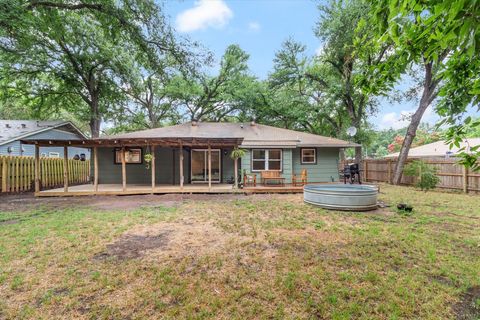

left=292, top=169, right=307, bottom=186
left=244, top=173, right=257, bottom=187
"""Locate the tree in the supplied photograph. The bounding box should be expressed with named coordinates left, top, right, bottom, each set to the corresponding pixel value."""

left=371, top=0, right=480, bottom=172
left=170, top=44, right=256, bottom=122
left=0, top=0, right=196, bottom=137
left=312, top=0, right=395, bottom=163
left=262, top=39, right=348, bottom=136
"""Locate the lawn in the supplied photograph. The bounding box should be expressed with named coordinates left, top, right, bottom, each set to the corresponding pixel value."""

left=0, top=185, right=479, bottom=319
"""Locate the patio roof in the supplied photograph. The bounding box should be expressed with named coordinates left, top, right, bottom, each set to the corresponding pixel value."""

left=21, top=137, right=244, bottom=148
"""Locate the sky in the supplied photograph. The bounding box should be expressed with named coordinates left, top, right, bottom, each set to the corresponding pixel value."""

left=163, top=0, right=467, bottom=131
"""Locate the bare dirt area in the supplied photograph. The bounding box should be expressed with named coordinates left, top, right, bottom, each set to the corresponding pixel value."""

left=453, top=286, right=480, bottom=320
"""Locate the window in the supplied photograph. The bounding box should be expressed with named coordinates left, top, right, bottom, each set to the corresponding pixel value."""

left=301, top=148, right=316, bottom=164
left=48, top=152, right=60, bottom=158
left=114, top=148, right=143, bottom=164
left=252, top=149, right=282, bottom=171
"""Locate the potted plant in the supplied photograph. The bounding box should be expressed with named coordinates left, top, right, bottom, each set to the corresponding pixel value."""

left=230, top=148, right=246, bottom=189
left=144, top=153, right=153, bottom=170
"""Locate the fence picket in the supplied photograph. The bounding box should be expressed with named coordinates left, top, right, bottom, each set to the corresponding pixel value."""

left=0, top=155, right=90, bottom=194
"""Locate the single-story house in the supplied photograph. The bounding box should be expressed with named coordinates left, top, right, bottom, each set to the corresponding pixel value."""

left=0, top=120, right=89, bottom=159
left=384, top=138, right=480, bottom=159
left=22, top=121, right=359, bottom=196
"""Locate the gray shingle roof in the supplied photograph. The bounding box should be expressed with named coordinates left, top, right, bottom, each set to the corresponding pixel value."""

left=0, top=120, right=86, bottom=145
left=105, top=122, right=358, bottom=148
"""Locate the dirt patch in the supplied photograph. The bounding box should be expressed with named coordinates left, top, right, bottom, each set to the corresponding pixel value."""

left=453, top=286, right=480, bottom=320
left=94, top=232, right=171, bottom=260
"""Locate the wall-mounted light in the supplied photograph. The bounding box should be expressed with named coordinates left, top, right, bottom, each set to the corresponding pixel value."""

left=7, top=146, right=13, bottom=153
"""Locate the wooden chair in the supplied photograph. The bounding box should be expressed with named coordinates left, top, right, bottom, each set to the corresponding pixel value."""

left=292, top=169, right=307, bottom=186
left=260, top=170, right=285, bottom=186
left=243, top=173, right=256, bottom=187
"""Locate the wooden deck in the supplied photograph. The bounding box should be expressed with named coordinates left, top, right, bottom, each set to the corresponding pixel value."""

left=36, top=183, right=305, bottom=196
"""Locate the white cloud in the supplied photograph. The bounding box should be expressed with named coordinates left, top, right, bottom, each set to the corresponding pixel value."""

left=248, top=21, right=260, bottom=32
left=176, top=0, right=233, bottom=33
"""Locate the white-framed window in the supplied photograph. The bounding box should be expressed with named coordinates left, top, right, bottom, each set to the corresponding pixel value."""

left=301, top=148, right=316, bottom=164
left=252, top=149, right=282, bottom=171
left=48, top=152, right=60, bottom=158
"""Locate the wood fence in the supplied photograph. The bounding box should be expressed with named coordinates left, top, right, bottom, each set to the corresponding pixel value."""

left=362, top=158, right=480, bottom=193
left=0, top=155, right=90, bottom=193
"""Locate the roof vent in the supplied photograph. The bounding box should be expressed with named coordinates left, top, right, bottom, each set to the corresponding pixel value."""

left=240, top=123, right=244, bottom=129
left=21, top=123, right=26, bottom=129
left=5, top=123, right=11, bottom=128
left=191, top=120, right=198, bottom=126
left=250, top=121, right=256, bottom=126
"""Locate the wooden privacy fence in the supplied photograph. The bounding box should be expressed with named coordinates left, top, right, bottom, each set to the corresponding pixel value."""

left=0, top=155, right=90, bottom=193
left=363, top=158, right=480, bottom=193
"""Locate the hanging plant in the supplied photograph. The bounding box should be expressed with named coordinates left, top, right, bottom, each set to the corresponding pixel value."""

left=230, top=148, right=246, bottom=160
left=230, top=148, right=246, bottom=189
left=144, top=153, right=153, bottom=170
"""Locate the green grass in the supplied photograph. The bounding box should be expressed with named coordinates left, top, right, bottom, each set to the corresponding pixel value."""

left=0, top=185, right=479, bottom=319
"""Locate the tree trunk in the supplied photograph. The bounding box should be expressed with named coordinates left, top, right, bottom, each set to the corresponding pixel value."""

left=354, top=146, right=362, bottom=165
left=392, top=62, right=437, bottom=185
left=89, top=97, right=101, bottom=138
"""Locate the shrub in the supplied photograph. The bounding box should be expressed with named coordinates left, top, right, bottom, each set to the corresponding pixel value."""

left=403, top=160, right=440, bottom=191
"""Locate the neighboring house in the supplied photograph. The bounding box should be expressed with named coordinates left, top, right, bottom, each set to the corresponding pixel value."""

left=0, top=120, right=89, bottom=158
left=22, top=121, right=359, bottom=195
left=384, top=138, right=480, bottom=159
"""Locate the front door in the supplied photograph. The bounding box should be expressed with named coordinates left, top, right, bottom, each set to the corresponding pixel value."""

left=191, top=149, right=221, bottom=183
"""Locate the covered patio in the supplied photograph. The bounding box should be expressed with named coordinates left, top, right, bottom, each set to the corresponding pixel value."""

left=22, top=136, right=244, bottom=196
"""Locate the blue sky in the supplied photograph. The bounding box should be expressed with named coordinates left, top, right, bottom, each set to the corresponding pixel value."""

left=164, top=0, right=466, bottom=131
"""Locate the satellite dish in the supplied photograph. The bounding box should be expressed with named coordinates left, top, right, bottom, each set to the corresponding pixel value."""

left=346, top=126, right=357, bottom=137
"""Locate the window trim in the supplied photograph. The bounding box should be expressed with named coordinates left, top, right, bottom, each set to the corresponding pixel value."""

left=251, top=149, right=283, bottom=172
left=113, top=147, right=143, bottom=165
left=301, top=148, right=317, bottom=164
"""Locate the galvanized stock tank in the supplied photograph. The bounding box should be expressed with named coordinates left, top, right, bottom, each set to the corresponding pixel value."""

left=304, top=184, right=378, bottom=211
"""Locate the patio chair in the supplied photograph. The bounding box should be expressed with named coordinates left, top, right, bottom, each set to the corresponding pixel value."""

left=292, top=169, right=307, bottom=186
left=243, top=173, right=257, bottom=187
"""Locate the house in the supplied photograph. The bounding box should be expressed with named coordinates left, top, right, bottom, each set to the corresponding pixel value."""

left=21, top=121, right=359, bottom=196
left=0, top=120, right=89, bottom=159
left=384, top=138, right=480, bottom=159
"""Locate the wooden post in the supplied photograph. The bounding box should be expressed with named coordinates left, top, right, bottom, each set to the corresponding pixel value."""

left=1, top=157, right=7, bottom=193
left=151, top=145, right=156, bottom=194
left=364, top=160, right=368, bottom=182
left=121, top=146, right=127, bottom=192
left=179, top=142, right=184, bottom=190
left=34, top=145, right=40, bottom=193
left=63, top=146, right=68, bottom=192
left=208, top=144, right=212, bottom=191
left=462, top=165, right=468, bottom=193
left=387, top=159, right=392, bottom=184
left=234, top=156, right=238, bottom=189
left=93, top=146, right=99, bottom=193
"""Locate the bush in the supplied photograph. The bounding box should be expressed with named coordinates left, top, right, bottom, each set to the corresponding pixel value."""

left=403, top=160, right=440, bottom=191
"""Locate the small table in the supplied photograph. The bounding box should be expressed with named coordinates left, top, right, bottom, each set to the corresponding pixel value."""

left=263, top=177, right=285, bottom=187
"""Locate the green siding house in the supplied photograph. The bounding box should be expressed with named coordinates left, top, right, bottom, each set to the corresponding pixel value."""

left=24, top=121, right=359, bottom=196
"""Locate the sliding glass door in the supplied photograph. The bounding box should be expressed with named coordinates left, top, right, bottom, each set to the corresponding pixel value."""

left=191, top=149, right=221, bottom=183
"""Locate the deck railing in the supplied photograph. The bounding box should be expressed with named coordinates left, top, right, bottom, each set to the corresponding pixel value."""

left=0, top=155, right=90, bottom=193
